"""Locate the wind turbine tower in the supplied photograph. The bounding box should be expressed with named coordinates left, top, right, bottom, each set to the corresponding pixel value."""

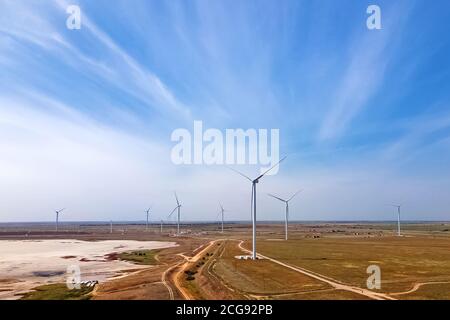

left=219, top=203, right=225, bottom=233
left=390, top=204, right=402, bottom=236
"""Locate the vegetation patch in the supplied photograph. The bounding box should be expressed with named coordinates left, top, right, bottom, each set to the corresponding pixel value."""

left=20, top=283, right=93, bottom=300
left=184, top=269, right=198, bottom=276
left=117, top=250, right=159, bottom=265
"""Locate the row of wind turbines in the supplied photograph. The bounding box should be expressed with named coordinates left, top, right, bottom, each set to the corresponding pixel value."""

left=52, top=156, right=404, bottom=260
left=224, top=156, right=403, bottom=260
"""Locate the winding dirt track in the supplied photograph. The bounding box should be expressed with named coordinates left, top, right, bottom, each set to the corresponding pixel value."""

left=161, top=263, right=180, bottom=300
left=237, top=240, right=396, bottom=300
left=390, top=281, right=450, bottom=296
left=171, top=240, right=219, bottom=300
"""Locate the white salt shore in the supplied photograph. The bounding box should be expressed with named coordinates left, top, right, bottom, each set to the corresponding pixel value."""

left=0, top=239, right=176, bottom=300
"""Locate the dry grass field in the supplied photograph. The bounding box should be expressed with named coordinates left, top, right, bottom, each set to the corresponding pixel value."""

left=250, top=236, right=450, bottom=298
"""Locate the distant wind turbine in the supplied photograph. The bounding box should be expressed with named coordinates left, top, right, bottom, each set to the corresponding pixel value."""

left=145, top=207, right=152, bottom=230
left=168, top=192, right=182, bottom=234
left=219, top=203, right=225, bottom=233
left=268, top=189, right=302, bottom=240
left=389, top=204, right=402, bottom=236
left=228, top=156, right=287, bottom=260
left=55, top=208, right=65, bottom=232
left=110, top=220, right=113, bottom=234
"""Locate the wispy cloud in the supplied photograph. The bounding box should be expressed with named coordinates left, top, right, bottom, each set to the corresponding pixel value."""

left=318, top=3, right=411, bottom=141
left=0, top=0, right=191, bottom=122
left=57, top=1, right=192, bottom=120
left=380, top=107, right=450, bottom=163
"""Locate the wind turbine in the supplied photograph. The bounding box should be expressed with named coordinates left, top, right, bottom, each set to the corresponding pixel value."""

left=145, top=207, right=152, bottom=230
left=228, top=156, right=286, bottom=260
left=268, top=189, right=302, bottom=240
left=110, top=220, right=113, bottom=234
left=55, top=208, right=65, bottom=232
left=219, top=203, right=225, bottom=233
left=168, top=192, right=182, bottom=234
left=160, top=219, right=163, bottom=233
left=389, top=204, right=402, bottom=236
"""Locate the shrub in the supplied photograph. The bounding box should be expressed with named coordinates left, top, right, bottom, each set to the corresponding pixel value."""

left=184, top=270, right=197, bottom=276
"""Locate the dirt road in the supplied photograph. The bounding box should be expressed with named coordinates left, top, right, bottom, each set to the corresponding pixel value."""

left=172, top=240, right=219, bottom=300
left=161, top=263, right=181, bottom=300
left=390, top=281, right=450, bottom=296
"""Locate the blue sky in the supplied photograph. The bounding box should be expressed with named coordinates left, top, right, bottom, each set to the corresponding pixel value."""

left=1, top=0, right=450, bottom=222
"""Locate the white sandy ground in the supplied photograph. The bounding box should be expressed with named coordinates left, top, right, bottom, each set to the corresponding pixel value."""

left=0, top=239, right=177, bottom=300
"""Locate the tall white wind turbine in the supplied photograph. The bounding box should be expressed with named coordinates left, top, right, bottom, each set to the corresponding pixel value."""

left=228, top=156, right=286, bottom=260
left=268, top=189, right=302, bottom=240
left=55, top=208, right=65, bottom=232
left=390, top=204, right=402, bottom=236
left=168, top=192, right=182, bottom=234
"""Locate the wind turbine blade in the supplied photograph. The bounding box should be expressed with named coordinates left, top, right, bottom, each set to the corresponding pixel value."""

left=174, top=192, right=180, bottom=206
left=255, top=156, right=287, bottom=181
left=226, top=166, right=252, bottom=182
left=267, top=193, right=286, bottom=202
left=168, top=206, right=178, bottom=218
left=288, top=189, right=302, bottom=202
